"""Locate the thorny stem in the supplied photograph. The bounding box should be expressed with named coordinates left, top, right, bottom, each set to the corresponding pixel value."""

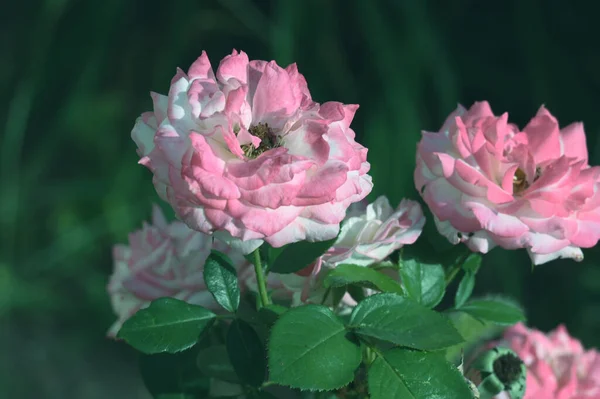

left=252, top=247, right=271, bottom=307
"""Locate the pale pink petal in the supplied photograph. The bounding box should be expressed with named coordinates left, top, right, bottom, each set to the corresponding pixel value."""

left=560, top=122, right=588, bottom=164
left=216, top=49, right=250, bottom=84
left=320, top=196, right=425, bottom=267
left=523, top=106, right=562, bottom=165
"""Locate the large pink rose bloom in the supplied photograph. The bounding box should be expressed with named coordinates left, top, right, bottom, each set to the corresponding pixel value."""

left=107, top=205, right=246, bottom=336
left=494, top=323, right=600, bottom=399
left=132, top=50, right=372, bottom=254
left=415, top=101, right=600, bottom=265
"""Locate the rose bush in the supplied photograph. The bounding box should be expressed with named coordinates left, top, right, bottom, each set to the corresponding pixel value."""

left=132, top=50, right=372, bottom=254
left=107, top=205, right=246, bottom=336
left=415, top=101, right=600, bottom=265
left=492, top=323, right=600, bottom=398
left=117, top=45, right=600, bottom=398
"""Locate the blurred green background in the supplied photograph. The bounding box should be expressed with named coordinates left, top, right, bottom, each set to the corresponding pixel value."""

left=2, top=0, right=600, bottom=397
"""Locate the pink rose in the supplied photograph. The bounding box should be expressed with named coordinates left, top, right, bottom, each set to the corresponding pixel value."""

left=415, top=101, right=600, bottom=265
left=322, top=196, right=425, bottom=266
left=132, top=50, right=372, bottom=254
left=107, top=205, right=247, bottom=336
left=493, top=323, right=600, bottom=399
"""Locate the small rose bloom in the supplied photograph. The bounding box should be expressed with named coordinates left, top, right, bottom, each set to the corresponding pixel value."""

left=415, top=101, right=600, bottom=265
left=241, top=197, right=424, bottom=307
left=323, top=196, right=425, bottom=266
left=132, top=50, right=372, bottom=254
left=107, top=205, right=246, bottom=336
left=492, top=323, right=600, bottom=399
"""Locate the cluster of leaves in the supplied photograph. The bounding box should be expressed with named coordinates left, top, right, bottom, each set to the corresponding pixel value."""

left=117, top=242, right=525, bottom=398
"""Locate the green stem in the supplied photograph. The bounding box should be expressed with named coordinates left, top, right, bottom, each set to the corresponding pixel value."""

left=252, top=248, right=271, bottom=307
left=364, top=346, right=376, bottom=366
left=320, top=286, right=331, bottom=305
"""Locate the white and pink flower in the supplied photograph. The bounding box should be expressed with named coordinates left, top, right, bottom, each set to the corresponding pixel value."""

left=323, top=196, right=425, bottom=267
left=242, top=196, right=425, bottom=307
left=132, top=50, right=372, bottom=254
left=107, top=205, right=247, bottom=336
left=415, top=101, right=600, bottom=265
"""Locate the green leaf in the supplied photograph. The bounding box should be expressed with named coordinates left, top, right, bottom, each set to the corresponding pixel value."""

left=208, top=378, right=245, bottom=398
left=347, top=284, right=366, bottom=303
left=196, top=345, right=239, bottom=383
left=323, top=263, right=403, bottom=294
left=458, top=297, right=526, bottom=326
left=139, top=347, right=209, bottom=398
left=331, top=286, right=347, bottom=308
left=117, top=298, right=216, bottom=354
left=368, top=348, right=474, bottom=399
left=245, top=243, right=284, bottom=272
left=399, top=259, right=445, bottom=308
left=203, top=250, right=240, bottom=313
left=269, top=238, right=336, bottom=274
left=454, top=271, right=475, bottom=308
left=349, top=293, right=463, bottom=350
left=268, top=305, right=362, bottom=391
left=372, top=260, right=397, bottom=270
left=265, top=244, right=285, bottom=270
left=445, top=311, right=503, bottom=363
left=454, top=254, right=482, bottom=309
left=226, top=319, right=267, bottom=387
left=462, top=253, right=482, bottom=273
left=258, top=304, right=288, bottom=327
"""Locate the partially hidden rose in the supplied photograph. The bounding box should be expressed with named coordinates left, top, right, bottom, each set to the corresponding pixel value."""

left=132, top=50, right=372, bottom=254
left=415, top=101, right=600, bottom=265
left=322, top=196, right=425, bottom=266
left=107, top=205, right=247, bottom=336
left=239, top=258, right=330, bottom=308
left=491, top=323, right=600, bottom=398
left=241, top=196, right=425, bottom=307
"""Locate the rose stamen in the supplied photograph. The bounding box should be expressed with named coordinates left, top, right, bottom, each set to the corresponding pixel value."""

left=241, top=122, right=280, bottom=159
left=512, top=166, right=542, bottom=195
left=512, top=168, right=529, bottom=194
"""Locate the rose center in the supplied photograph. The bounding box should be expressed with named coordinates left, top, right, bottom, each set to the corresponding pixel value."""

left=493, top=353, right=523, bottom=386
left=512, top=166, right=542, bottom=195
left=242, top=122, right=280, bottom=159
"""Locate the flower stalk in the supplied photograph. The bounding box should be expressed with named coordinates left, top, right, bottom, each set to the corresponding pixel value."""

left=252, top=247, right=271, bottom=307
